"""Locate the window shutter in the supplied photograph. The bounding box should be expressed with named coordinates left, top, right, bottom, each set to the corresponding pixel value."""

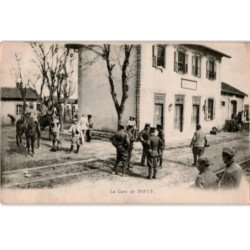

left=174, top=51, right=177, bottom=72
left=162, top=46, right=166, bottom=68
left=192, top=55, right=195, bottom=75
left=204, top=99, right=208, bottom=120
left=198, top=57, right=201, bottom=77
left=206, top=60, right=209, bottom=78
left=214, top=62, right=217, bottom=79
left=185, top=53, right=188, bottom=73
left=152, top=45, right=156, bottom=67
left=213, top=99, right=216, bottom=120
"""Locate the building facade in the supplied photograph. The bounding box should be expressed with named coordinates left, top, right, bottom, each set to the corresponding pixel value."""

left=0, top=87, right=37, bottom=125
left=76, top=43, right=234, bottom=141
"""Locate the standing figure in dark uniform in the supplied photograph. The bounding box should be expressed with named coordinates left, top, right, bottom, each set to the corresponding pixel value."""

left=126, top=125, right=135, bottom=169
left=156, top=124, right=165, bottom=168
left=190, top=124, right=208, bottom=166
left=146, top=127, right=164, bottom=179
left=110, top=125, right=130, bottom=177
left=138, top=123, right=150, bottom=166
left=219, top=147, right=243, bottom=189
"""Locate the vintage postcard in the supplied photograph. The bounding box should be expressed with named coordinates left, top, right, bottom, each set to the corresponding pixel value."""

left=0, top=41, right=249, bottom=204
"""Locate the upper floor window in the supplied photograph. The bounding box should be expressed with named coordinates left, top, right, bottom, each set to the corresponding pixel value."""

left=192, top=55, right=201, bottom=77
left=206, top=59, right=216, bottom=80
left=174, top=50, right=188, bottom=74
left=152, top=45, right=166, bottom=68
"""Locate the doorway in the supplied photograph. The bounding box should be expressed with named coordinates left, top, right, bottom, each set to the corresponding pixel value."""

left=174, top=104, right=183, bottom=132
left=231, top=100, right=237, bottom=119
left=192, top=104, right=200, bottom=127
left=154, top=103, right=164, bottom=127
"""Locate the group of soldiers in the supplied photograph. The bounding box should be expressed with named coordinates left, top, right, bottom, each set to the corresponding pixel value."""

left=22, top=102, right=94, bottom=153
left=110, top=121, right=165, bottom=179
left=111, top=121, right=244, bottom=189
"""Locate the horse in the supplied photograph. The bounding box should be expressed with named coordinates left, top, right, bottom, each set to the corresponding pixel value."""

left=25, top=116, right=40, bottom=156
left=39, top=113, right=53, bottom=139
left=16, top=115, right=41, bottom=155
left=16, top=117, right=26, bottom=146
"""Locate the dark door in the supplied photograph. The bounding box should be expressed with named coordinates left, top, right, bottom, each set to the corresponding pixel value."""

left=155, top=103, right=164, bottom=127
left=174, top=104, right=183, bottom=132
left=192, top=104, right=200, bottom=128
left=231, top=101, right=237, bottom=119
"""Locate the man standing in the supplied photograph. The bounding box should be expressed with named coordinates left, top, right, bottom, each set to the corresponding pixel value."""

left=156, top=124, right=165, bottom=168
left=25, top=102, right=41, bottom=135
left=195, top=158, right=219, bottom=189
left=78, top=114, right=88, bottom=144
left=110, top=125, right=130, bottom=177
left=86, top=114, right=94, bottom=142
left=138, top=123, right=150, bottom=166
left=126, top=125, right=135, bottom=169
left=50, top=115, right=61, bottom=151
left=219, top=147, right=243, bottom=189
left=68, top=118, right=81, bottom=153
left=190, top=124, right=208, bottom=166
left=146, top=127, right=164, bottom=179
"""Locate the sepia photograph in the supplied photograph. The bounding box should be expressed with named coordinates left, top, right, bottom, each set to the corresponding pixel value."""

left=0, top=41, right=249, bottom=204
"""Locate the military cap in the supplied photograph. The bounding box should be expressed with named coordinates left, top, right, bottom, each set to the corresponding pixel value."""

left=197, top=157, right=210, bottom=167
left=149, top=127, right=156, bottom=133
left=118, top=124, right=124, bottom=130
left=222, top=147, right=236, bottom=157
left=156, top=124, right=163, bottom=129
left=145, top=123, right=151, bottom=127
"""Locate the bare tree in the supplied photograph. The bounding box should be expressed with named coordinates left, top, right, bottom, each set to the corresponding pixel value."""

left=85, top=44, right=136, bottom=128
left=30, top=43, right=77, bottom=130
left=11, top=54, right=37, bottom=114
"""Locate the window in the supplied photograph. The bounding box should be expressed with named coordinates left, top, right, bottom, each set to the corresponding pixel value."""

left=221, top=101, right=225, bottom=107
left=206, top=59, right=216, bottom=80
left=16, top=104, right=23, bottom=116
left=207, top=99, right=214, bottom=120
left=192, top=55, right=201, bottom=77
left=174, top=50, right=188, bottom=74
left=152, top=45, right=166, bottom=68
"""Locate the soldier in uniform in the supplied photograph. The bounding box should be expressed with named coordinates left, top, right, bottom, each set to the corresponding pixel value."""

left=138, top=123, right=150, bottom=166
left=68, top=118, right=81, bottom=153
left=110, top=125, right=130, bottom=177
left=50, top=115, right=61, bottom=151
left=219, top=147, right=243, bottom=189
left=126, top=125, right=135, bottom=169
left=195, top=158, right=219, bottom=189
left=25, top=102, right=41, bottom=135
left=156, top=124, right=165, bottom=168
left=190, top=124, right=208, bottom=166
left=146, top=127, right=164, bottom=179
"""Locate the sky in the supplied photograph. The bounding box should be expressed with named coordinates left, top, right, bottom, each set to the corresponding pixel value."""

left=0, top=41, right=249, bottom=101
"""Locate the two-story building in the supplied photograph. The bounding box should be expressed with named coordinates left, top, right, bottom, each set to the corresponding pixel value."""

left=73, top=43, right=231, bottom=142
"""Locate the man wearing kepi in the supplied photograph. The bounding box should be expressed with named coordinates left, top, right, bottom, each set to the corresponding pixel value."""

left=156, top=124, right=165, bottom=168
left=138, top=123, right=150, bottom=166
left=219, top=147, right=243, bottom=189
left=146, top=127, right=164, bottom=179
left=190, top=124, right=208, bottom=166
left=110, top=125, right=130, bottom=177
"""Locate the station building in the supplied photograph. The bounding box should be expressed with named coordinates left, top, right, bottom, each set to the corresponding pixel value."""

left=73, top=43, right=247, bottom=141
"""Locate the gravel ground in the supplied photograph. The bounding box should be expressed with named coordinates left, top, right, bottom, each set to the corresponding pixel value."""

left=1, top=126, right=249, bottom=189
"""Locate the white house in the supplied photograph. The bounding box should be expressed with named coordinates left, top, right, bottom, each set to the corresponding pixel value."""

left=220, top=82, right=248, bottom=121
left=72, top=43, right=233, bottom=142
left=0, top=87, right=37, bottom=125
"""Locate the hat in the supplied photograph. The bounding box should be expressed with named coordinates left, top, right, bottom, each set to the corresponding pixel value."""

left=118, top=124, right=124, bottom=130
left=145, top=123, right=150, bottom=127
left=149, top=127, right=156, bottom=133
left=222, top=147, right=236, bottom=157
left=197, top=157, right=210, bottom=167
left=156, top=124, right=163, bottom=129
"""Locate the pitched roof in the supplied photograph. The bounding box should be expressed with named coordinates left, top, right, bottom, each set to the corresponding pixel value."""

left=221, top=82, right=248, bottom=98
left=180, top=44, right=231, bottom=58
left=1, top=87, right=37, bottom=100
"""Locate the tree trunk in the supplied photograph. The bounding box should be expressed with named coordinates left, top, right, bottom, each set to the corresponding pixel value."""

left=63, top=99, right=67, bottom=122
left=22, top=97, right=27, bottom=114
left=117, top=111, right=122, bottom=130
left=58, top=104, right=64, bottom=132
